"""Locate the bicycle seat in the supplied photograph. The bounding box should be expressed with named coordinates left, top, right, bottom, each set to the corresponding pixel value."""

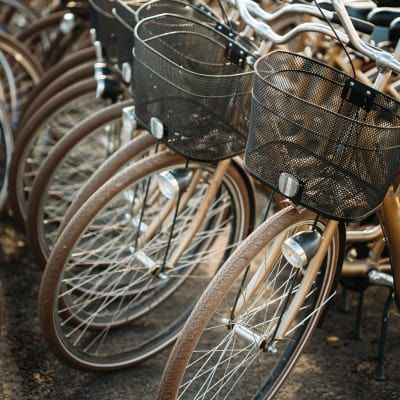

left=319, top=1, right=375, bottom=21
left=368, top=8, right=400, bottom=27
left=390, top=16, right=400, bottom=41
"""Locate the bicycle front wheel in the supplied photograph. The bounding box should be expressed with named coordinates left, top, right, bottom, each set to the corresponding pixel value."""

left=39, top=151, right=254, bottom=370
left=158, top=207, right=345, bottom=400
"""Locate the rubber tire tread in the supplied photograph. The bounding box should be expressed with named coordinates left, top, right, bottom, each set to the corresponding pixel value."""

left=157, top=207, right=343, bottom=400
left=26, top=99, right=134, bottom=266
left=8, top=78, right=96, bottom=226
left=39, top=151, right=252, bottom=371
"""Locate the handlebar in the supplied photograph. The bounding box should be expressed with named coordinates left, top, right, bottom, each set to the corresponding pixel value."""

left=233, top=0, right=400, bottom=73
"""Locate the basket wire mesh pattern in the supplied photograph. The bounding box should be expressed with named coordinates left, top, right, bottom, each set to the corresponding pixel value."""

left=133, top=13, right=254, bottom=161
left=114, top=0, right=141, bottom=68
left=89, top=0, right=117, bottom=60
left=245, top=51, right=400, bottom=221
left=114, top=0, right=218, bottom=69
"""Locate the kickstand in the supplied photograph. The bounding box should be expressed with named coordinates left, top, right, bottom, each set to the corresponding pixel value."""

left=353, top=289, right=365, bottom=340
left=341, top=285, right=350, bottom=313
left=373, top=289, right=393, bottom=381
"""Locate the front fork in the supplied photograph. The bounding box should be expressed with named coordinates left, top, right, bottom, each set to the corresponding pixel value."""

left=232, top=216, right=339, bottom=345
left=378, top=186, right=400, bottom=312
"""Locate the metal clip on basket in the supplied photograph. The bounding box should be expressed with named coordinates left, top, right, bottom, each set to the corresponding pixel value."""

left=114, top=0, right=141, bottom=70
left=89, top=0, right=117, bottom=60
left=245, top=51, right=400, bottom=221
left=133, top=13, right=254, bottom=162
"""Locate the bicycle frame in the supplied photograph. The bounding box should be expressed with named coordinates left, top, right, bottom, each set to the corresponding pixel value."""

left=379, top=186, right=400, bottom=310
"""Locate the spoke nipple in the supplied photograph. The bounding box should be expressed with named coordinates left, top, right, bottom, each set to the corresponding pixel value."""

left=150, top=266, right=161, bottom=276
left=158, top=272, right=168, bottom=280
left=267, top=343, right=278, bottom=354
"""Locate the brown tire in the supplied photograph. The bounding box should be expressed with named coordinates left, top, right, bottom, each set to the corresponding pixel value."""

left=158, top=208, right=345, bottom=400
left=0, top=31, right=43, bottom=77
left=39, top=151, right=254, bottom=370
left=0, top=0, right=39, bottom=35
left=16, top=11, right=90, bottom=69
left=0, top=31, right=43, bottom=127
left=58, top=132, right=157, bottom=235
left=18, top=62, right=94, bottom=131
left=18, top=46, right=95, bottom=127
left=26, top=99, right=151, bottom=266
left=44, top=22, right=90, bottom=69
left=8, top=78, right=99, bottom=227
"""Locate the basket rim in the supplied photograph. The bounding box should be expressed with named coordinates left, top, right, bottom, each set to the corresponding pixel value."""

left=134, top=107, right=247, bottom=162
left=133, top=52, right=252, bottom=99
left=243, top=158, right=385, bottom=222
left=134, top=12, right=254, bottom=80
left=89, top=0, right=114, bottom=19
left=135, top=0, right=218, bottom=25
left=115, top=0, right=145, bottom=9
left=254, top=50, right=400, bottom=131
left=112, top=5, right=136, bottom=32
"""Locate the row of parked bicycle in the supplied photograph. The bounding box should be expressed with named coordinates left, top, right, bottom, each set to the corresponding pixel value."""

left=1, top=0, right=400, bottom=398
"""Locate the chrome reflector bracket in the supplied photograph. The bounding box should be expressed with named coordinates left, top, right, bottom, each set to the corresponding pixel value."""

left=278, top=172, right=300, bottom=198
left=121, top=106, right=136, bottom=142
left=121, top=62, right=132, bottom=84
left=90, top=28, right=96, bottom=43
left=60, top=13, right=76, bottom=34
left=94, top=41, right=104, bottom=63
left=150, top=117, right=164, bottom=139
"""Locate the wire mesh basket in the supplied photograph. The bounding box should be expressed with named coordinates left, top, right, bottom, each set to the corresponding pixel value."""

left=114, top=0, right=140, bottom=68
left=133, top=13, right=254, bottom=161
left=89, top=0, right=116, bottom=60
left=245, top=51, right=400, bottom=221
left=136, top=0, right=220, bottom=22
left=114, top=0, right=219, bottom=70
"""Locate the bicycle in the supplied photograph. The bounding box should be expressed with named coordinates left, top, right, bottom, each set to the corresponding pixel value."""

left=37, top=8, right=261, bottom=370
left=25, top=0, right=256, bottom=264
left=34, top=0, right=380, bottom=369
left=157, top=1, right=400, bottom=398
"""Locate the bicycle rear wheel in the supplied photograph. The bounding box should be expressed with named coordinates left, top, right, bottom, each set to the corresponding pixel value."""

left=158, top=207, right=345, bottom=400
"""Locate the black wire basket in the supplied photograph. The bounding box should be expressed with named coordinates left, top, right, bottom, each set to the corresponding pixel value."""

left=245, top=51, right=400, bottom=221
left=114, top=0, right=142, bottom=69
left=114, top=0, right=219, bottom=70
left=133, top=13, right=254, bottom=161
left=136, top=0, right=220, bottom=22
left=89, top=0, right=116, bottom=60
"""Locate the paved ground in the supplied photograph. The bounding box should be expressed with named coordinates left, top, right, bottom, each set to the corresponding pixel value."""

left=1, top=222, right=400, bottom=400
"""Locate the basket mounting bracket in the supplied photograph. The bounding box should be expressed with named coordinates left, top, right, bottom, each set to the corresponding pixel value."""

left=341, top=78, right=377, bottom=111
